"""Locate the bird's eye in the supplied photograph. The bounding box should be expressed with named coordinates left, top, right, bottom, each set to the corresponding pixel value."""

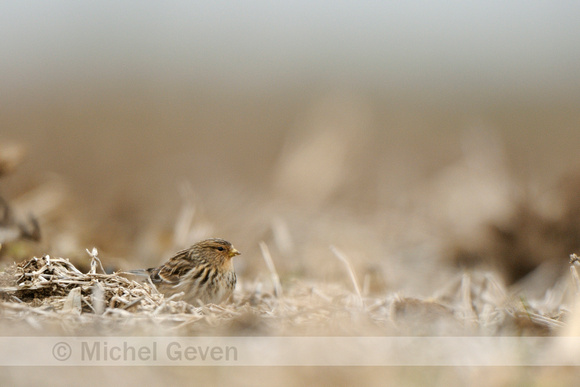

left=216, top=246, right=225, bottom=251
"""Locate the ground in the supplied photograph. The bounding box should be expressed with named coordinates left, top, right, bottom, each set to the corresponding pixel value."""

left=2, top=90, right=580, bottom=386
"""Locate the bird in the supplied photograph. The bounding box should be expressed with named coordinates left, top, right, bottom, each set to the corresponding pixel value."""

left=128, top=238, right=240, bottom=305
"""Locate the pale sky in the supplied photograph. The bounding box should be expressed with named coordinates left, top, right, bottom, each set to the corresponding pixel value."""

left=1, top=1, right=579, bottom=99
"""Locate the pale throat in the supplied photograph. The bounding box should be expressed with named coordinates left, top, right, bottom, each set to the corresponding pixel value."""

left=221, top=257, right=235, bottom=271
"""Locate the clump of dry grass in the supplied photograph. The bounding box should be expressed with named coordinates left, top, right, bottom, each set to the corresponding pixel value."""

left=0, top=246, right=571, bottom=336
left=4, top=253, right=168, bottom=311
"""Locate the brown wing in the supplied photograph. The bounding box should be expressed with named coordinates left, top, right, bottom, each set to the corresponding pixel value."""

left=148, top=248, right=197, bottom=285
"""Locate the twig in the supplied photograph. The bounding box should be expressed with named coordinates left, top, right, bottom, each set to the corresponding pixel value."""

left=570, top=263, right=580, bottom=296
left=330, top=245, right=363, bottom=307
left=86, top=248, right=106, bottom=274
left=174, top=182, right=196, bottom=248
left=259, top=241, right=283, bottom=298
left=461, top=273, right=478, bottom=326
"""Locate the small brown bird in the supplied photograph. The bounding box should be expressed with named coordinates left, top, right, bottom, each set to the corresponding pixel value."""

left=130, top=238, right=240, bottom=305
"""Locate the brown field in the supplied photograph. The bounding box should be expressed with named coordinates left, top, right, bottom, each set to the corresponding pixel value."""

left=2, top=81, right=580, bottom=385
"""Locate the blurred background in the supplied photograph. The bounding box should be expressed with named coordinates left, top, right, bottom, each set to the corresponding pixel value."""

left=1, top=1, right=580, bottom=290
left=3, top=2, right=580, bottom=386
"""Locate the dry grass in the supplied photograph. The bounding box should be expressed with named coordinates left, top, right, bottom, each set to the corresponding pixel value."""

left=2, top=93, right=580, bottom=386
left=0, top=247, right=570, bottom=337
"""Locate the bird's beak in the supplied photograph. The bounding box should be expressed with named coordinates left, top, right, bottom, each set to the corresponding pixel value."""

left=229, top=248, right=241, bottom=258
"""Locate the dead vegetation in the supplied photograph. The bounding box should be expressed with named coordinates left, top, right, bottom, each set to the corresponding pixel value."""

left=3, top=103, right=580, bottom=387
left=0, top=144, right=41, bottom=245
left=452, top=172, right=580, bottom=285
left=0, top=133, right=578, bottom=339
left=0, top=246, right=571, bottom=336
